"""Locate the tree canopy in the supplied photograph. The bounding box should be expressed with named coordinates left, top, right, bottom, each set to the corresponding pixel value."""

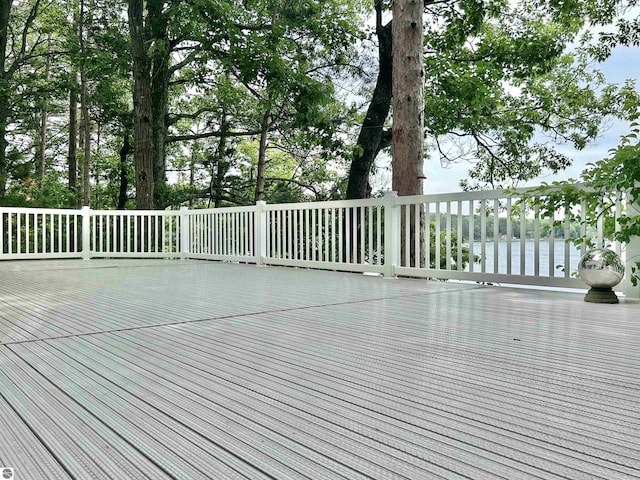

left=0, top=0, right=638, bottom=209
left=347, top=0, right=640, bottom=198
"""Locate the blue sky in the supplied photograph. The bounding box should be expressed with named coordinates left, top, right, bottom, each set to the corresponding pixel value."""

left=422, top=45, right=640, bottom=194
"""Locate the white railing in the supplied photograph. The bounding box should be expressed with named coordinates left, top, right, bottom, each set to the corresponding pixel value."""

left=91, top=210, right=182, bottom=258
left=391, top=188, right=624, bottom=288
left=1, top=186, right=636, bottom=296
left=0, top=207, right=83, bottom=259
left=185, top=206, right=256, bottom=262
left=263, top=197, right=387, bottom=274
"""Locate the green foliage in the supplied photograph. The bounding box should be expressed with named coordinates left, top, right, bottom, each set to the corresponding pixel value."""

left=428, top=222, right=478, bottom=270
left=417, top=0, right=640, bottom=190
left=0, top=0, right=369, bottom=209
left=522, top=111, right=640, bottom=287
left=151, top=0, right=366, bottom=207
left=3, top=172, right=74, bottom=208
left=1, top=0, right=638, bottom=212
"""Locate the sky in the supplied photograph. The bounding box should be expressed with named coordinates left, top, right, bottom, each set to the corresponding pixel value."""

left=421, top=45, right=640, bottom=194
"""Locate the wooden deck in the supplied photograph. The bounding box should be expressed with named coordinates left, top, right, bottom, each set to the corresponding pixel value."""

left=0, top=259, right=639, bottom=479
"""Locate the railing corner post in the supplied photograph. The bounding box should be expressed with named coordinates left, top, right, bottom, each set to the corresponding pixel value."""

left=383, top=191, right=399, bottom=278
left=81, top=206, right=91, bottom=260
left=254, top=201, right=267, bottom=266
left=180, top=206, right=190, bottom=259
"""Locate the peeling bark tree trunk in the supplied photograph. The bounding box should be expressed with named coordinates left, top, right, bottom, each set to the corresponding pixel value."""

left=392, top=0, right=424, bottom=267
left=128, top=0, right=154, bottom=209
left=345, top=2, right=392, bottom=200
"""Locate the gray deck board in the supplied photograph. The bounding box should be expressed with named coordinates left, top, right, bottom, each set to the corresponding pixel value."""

left=0, top=260, right=639, bottom=479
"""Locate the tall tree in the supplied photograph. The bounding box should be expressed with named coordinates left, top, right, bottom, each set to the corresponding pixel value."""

left=392, top=0, right=425, bottom=266
left=346, top=0, right=391, bottom=200
left=164, top=0, right=364, bottom=206
left=346, top=0, right=639, bottom=198
left=35, top=32, right=52, bottom=182
left=0, top=0, right=42, bottom=201
left=79, top=0, right=90, bottom=206
left=127, top=0, right=154, bottom=209
left=392, top=0, right=424, bottom=198
left=68, top=75, right=79, bottom=204
left=0, top=0, right=12, bottom=200
left=127, top=0, right=219, bottom=208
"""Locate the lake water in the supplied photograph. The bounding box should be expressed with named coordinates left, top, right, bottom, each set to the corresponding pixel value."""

left=466, top=240, right=584, bottom=277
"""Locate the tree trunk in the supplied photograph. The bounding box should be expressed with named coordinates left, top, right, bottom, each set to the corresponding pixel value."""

left=36, top=33, right=52, bottom=183
left=126, top=0, right=170, bottom=209
left=392, top=0, right=424, bottom=197
left=0, top=106, right=7, bottom=201
left=213, top=110, right=229, bottom=208
left=150, top=68, right=169, bottom=208
left=118, top=136, right=132, bottom=209
left=149, top=31, right=170, bottom=207
left=392, top=0, right=425, bottom=267
left=189, top=144, right=196, bottom=208
left=79, top=0, right=90, bottom=206
left=254, top=107, right=271, bottom=203
left=68, top=79, right=79, bottom=206
left=254, top=6, right=280, bottom=204
left=36, top=99, right=49, bottom=182
left=80, top=80, right=90, bottom=206
left=345, top=3, right=392, bottom=200
left=93, top=122, right=102, bottom=208
left=128, top=0, right=154, bottom=209
left=149, top=0, right=170, bottom=208
left=0, top=0, right=11, bottom=200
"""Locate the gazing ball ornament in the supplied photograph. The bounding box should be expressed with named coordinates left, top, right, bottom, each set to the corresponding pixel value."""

left=577, top=248, right=625, bottom=304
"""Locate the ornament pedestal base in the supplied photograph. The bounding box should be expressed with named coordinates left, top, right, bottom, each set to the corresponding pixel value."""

left=584, top=286, right=619, bottom=304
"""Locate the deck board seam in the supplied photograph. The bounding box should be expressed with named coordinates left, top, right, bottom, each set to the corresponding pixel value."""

left=0, top=285, right=486, bottom=346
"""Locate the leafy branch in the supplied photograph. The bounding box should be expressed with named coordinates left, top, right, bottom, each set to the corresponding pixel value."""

left=522, top=110, right=640, bottom=286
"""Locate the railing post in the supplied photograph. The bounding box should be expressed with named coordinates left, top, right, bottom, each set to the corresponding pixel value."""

left=623, top=191, right=640, bottom=300
left=383, top=191, right=398, bottom=278
left=81, top=206, right=91, bottom=260
left=180, top=207, right=190, bottom=259
left=254, top=201, right=267, bottom=266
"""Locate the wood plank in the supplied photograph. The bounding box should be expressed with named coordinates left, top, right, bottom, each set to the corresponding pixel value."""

left=0, top=260, right=638, bottom=480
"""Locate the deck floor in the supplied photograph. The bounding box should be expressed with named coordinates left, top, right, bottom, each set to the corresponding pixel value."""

left=0, top=259, right=639, bottom=479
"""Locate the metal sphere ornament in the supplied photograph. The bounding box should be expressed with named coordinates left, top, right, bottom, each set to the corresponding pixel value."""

left=577, top=248, right=625, bottom=303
